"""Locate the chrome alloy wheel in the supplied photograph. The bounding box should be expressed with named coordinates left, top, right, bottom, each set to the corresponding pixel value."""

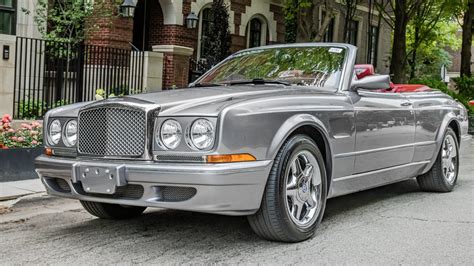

left=284, top=150, right=322, bottom=227
left=441, top=134, right=458, bottom=184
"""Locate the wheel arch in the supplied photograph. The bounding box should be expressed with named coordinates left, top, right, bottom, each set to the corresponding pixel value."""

left=267, top=114, right=333, bottom=192
left=421, top=112, right=461, bottom=173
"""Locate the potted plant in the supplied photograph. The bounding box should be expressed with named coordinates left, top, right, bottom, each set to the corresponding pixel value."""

left=0, top=114, right=44, bottom=182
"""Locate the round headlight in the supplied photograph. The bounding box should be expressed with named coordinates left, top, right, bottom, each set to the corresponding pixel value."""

left=48, top=120, right=61, bottom=145
left=160, top=119, right=182, bottom=149
left=63, top=120, right=77, bottom=147
left=190, top=119, right=214, bottom=150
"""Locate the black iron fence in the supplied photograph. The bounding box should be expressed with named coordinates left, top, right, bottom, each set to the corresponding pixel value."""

left=13, top=37, right=145, bottom=119
left=188, top=58, right=211, bottom=83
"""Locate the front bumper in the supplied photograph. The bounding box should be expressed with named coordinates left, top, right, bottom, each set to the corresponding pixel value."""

left=35, top=155, right=273, bottom=216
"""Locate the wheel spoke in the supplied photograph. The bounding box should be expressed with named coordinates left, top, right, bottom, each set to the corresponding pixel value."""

left=286, top=187, right=298, bottom=198
left=302, top=163, right=314, bottom=178
left=306, top=194, right=317, bottom=208
left=287, top=174, right=298, bottom=190
left=292, top=158, right=303, bottom=176
left=294, top=199, right=304, bottom=221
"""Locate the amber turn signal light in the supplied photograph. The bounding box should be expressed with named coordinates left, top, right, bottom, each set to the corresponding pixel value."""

left=44, top=148, right=53, bottom=156
left=206, top=153, right=256, bottom=163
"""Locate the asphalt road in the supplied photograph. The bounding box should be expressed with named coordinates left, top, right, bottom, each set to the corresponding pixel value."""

left=1, top=139, right=473, bottom=264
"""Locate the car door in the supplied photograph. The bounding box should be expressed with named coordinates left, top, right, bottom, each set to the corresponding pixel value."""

left=349, top=90, right=416, bottom=174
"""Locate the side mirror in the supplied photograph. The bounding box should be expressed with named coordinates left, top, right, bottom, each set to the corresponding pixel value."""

left=350, top=74, right=391, bottom=91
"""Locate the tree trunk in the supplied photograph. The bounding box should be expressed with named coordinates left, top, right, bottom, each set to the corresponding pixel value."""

left=390, top=0, right=408, bottom=83
left=410, top=10, right=421, bottom=80
left=460, top=2, right=473, bottom=77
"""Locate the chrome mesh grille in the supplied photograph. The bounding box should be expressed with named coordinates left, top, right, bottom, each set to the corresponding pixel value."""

left=78, top=106, right=146, bottom=157
left=157, top=186, right=197, bottom=202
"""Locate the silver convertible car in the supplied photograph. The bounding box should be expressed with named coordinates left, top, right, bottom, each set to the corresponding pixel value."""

left=36, top=43, right=470, bottom=242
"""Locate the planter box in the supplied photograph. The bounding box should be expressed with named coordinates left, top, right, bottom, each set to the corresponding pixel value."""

left=0, top=147, right=44, bottom=182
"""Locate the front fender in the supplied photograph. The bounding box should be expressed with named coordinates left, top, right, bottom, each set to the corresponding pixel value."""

left=266, top=114, right=334, bottom=188
left=421, top=111, right=459, bottom=173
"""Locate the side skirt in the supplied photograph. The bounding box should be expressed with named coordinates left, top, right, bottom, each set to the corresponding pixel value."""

left=328, top=161, right=430, bottom=198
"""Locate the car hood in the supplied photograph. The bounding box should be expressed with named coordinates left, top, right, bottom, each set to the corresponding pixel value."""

left=127, top=85, right=335, bottom=116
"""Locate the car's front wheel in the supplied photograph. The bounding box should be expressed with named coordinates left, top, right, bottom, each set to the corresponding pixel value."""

left=417, top=127, right=459, bottom=192
left=248, top=134, right=327, bottom=242
left=80, top=201, right=146, bottom=219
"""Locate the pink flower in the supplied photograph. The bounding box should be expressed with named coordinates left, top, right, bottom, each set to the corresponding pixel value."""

left=11, top=136, right=18, bottom=141
left=31, top=140, right=38, bottom=145
left=8, top=128, right=14, bottom=133
left=17, top=137, right=24, bottom=142
left=31, top=121, right=41, bottom=127
left=4, top=114, right=12, bottom=122
left=30, top=130, right=38, bottom=136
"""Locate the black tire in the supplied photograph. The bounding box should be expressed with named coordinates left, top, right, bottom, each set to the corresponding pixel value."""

left=80, top=200, right=146, bottom=219
left=247, top=134, right=328, bottom=242
left=417, top=127, right=459, bottom=192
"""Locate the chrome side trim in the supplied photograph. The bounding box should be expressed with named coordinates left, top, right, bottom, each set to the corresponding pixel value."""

left=334, top=141, right=436, bottom=158
left=333, top=160, right=430, bottom=182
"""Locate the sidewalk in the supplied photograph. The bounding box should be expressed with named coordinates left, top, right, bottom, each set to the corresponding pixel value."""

left=0, top=179, right=45, bottom=201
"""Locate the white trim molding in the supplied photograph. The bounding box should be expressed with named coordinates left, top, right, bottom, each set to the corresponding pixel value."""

left=158, top=0, right=183, bottom=25
left=239, top=0, right=278, bottom=42
left=191, top=0, right=235, bottom=34
left=152, top=45, right=194, bottom=56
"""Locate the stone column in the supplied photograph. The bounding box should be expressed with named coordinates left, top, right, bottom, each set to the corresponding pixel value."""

left=152, top=45, right=194, bottom=89
left=142, top=52, right=164, bottom=92
left=0, top=35, right=16, bottom=116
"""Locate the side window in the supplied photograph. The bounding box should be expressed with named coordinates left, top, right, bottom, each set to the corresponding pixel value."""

left=347, top=19, right=358, bottom=46
left=248, top=18, right=262, bottom=48
left=321, top=11, right=335, bottom=42
left=199, top=8, right=212, bottom=59
left=367, top=25, right=379, bottom=67
left=0, top=0, right=16, bottom=35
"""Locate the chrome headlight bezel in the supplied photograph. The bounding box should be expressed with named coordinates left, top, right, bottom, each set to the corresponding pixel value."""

left=62, top=119, right=78, bottom=147
left=158, top=119, right=183, bottom=150
left=188, top=118, right=215, bottom=150
left=48, top=119, right=62, bottom=146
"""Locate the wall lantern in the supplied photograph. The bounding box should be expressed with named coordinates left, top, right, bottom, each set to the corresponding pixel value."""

left=185, top=12, right=199, bottom=29
left=119, top=0, right=136, bottom=18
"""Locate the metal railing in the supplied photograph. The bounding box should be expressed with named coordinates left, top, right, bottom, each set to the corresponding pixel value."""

left=13, top=37, right=145, bottom=119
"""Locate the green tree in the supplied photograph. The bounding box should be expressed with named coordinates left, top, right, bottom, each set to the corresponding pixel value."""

left=23, top=0, right=114, bottom=58
left=201, top=0, right=231, bottom=67
left=406, top=0, right=460, bottom=79
left=283, top=0, right=337, bottom=42
left=459, top=0, right=473, bottom=77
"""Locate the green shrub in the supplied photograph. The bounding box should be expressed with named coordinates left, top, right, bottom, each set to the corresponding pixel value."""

left=452, top=76, right=474, bottom=99
left=18, top=99, right=69, bottom=119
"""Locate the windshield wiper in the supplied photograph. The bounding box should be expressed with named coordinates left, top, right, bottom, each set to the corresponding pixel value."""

left=191, top=82, right=222, bottom=87
left=225, top=78, right=291, bottom=86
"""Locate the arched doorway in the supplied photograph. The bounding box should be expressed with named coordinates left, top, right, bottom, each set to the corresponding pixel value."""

left=132, top=0, right=164, bottom=51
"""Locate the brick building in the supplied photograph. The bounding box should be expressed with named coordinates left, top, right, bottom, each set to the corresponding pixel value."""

left=85, top=0, right=391, bottom=90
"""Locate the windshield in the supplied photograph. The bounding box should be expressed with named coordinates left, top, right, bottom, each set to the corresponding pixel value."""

left=196, top=46, right=347, bottom=89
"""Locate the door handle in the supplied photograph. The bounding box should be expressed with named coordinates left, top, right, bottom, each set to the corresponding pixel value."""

left=401, top=102, right=412, bottom=107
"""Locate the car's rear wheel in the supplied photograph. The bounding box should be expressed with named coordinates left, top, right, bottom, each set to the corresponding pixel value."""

left=80, top=201, right=146, bottom=219
left=247, top=134, right=327, bottom=242
left=417, top=127, right=459, bottom=192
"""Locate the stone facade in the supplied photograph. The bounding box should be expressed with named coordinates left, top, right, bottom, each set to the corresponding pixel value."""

left=85, top=0, right=392, bottom=88
left=0, top=0, right=41, bottom=116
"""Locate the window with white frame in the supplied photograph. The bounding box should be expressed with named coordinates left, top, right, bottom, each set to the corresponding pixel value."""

left=367, top=25, right=379, bottom=67
left=248, top=18, right=263, bottom=48
left=0, top=0, right=15, bottom=35
left=347, top=19, right=358, bottom=46
left=321, top=11, right=335, bottom=42
left=198, top=7, right=212, bottom=59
